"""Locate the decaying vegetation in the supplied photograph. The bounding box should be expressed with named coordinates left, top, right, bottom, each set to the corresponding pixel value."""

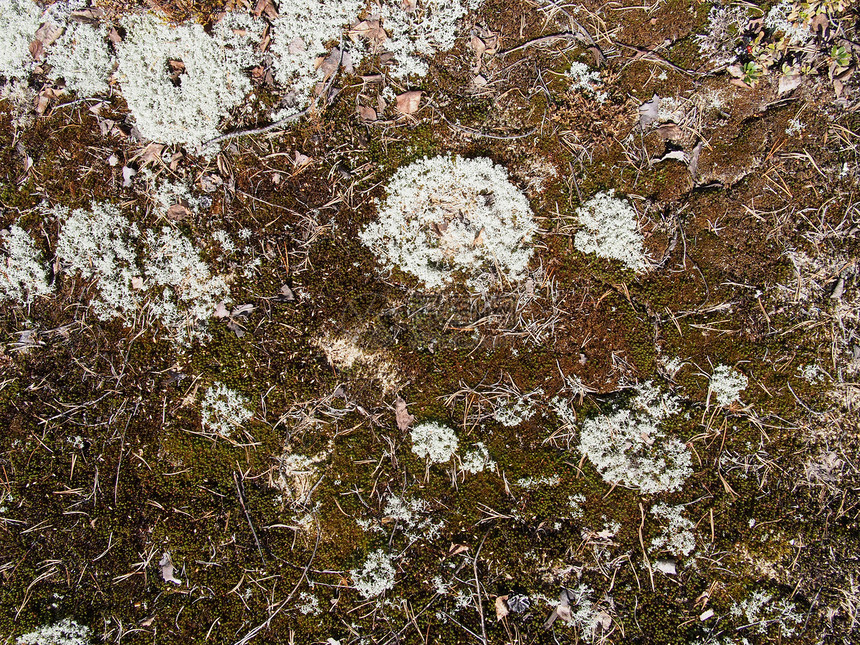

left=1, top=0, right=859, bottom=643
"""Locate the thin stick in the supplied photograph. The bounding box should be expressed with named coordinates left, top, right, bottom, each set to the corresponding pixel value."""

left=638, top=503, right=654, bottom=591
left=233, top=529, right=321, bottom=645
left=234, top=471, right=266, bottom=565
left=201, top=108, right=311, bottom=149
left=499, top=31, right=589, bottom=56
left=473, top=532, right=489, bottom=645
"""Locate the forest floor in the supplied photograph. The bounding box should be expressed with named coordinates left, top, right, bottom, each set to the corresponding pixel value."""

left=1, top=0, right=860, bottom=644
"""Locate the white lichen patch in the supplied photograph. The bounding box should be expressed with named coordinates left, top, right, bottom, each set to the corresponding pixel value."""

left=567, top=61, right=605, bottom=101
left=410, top=421, right=458, bottom=463
left=352, top=549, right=396, bottom=598
left=696, top=5, right=748, bottom=67
left=55, top=202, right=142, bottom=320
left=143, top=227, right=230, bottom=340
left=297, top=591, right=321, bottom=615
left=0, top=0, right=42, bottom=80
left=273, top=452, right=327, bottom=503
left=382, top=494, right=443, bottom=543
left=200, top=382, right=253, bottom=437
left=271, top=0, right=363, bottom=101
left=117, top=12, right=261, bottom=148
left=0, top=225, right=52, bottom=304
left=650, top=503, right=696, bottom=557
left=492, top=393, right=538, bottom=427
left=516, top=474, right=561, bottom=490
left=0, top=79, right=37, bottom=130
left=573, top=191, right=649, bottom=272
left=764, top=0, right=811, bottom=46
left=567, top=493, right=586, bottom=519
left=373, top=0, right=480, bottom=79
left=708, top=364, right=748, bottom=407
left=46, top=23, right=114, bottom=96
left=460, top=442, right=495, bottom=474
left=730, top=590, right=803, bottom=637
left=360, top=155, right=537, bottom=289
left=558, top=382, right=693, bottom=494
left=17, top=618, right=91, bottom=645
left=150, top=176, right=208, bottom=215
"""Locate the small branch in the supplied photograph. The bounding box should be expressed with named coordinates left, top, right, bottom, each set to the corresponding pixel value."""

left=615, top=41, right=704, bottom=77
left=232, top=529, right=321, bottom=645
left=201, top=108, right=311, bottom=149
left=234, top=471, right=266, bottom=566
left=443, top=119, right=536, bottom=141
left=473, top=532, right=489, bottom=645
left=500, top=32, right=584, bottom=55
left=638, top=503, right=655, bottom=592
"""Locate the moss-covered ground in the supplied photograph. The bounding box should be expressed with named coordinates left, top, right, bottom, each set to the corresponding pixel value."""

left=1, top=0, right=859, bottom=644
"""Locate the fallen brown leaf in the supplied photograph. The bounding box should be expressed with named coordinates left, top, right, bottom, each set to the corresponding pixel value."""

left=495, top=596, right=509, bottom=621
left=253, top=0, right=278, bottom=19
left=396, top=91, right=422, bottom=115
left=317, top=49, right=342, bottom=80
left=167, top=203, right=191, bottom=220
left=135, top=142, right=165, bottom=166
left=448, top=543, right=469, bottom=556
left=71, top=7, right=104, bottom=21
left=357, top=105, right=377, bottom=122
left=288, top=37, right=306, bottom=55
left=470, top=34, right=486, bottom=57
left=351, top=19, right=387, bottom=45
left=394, top=396, right=414, bottom=430
left=655, top=122, right=682, bottom=140
left=778, top=74, right=802, bottom=95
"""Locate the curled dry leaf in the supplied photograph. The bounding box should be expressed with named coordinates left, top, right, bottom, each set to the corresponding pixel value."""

left=214, top=302, right=230, bottom=318
left=317, top=48, right=342, bottom=80
left=394, top=396, right=414, bottom=430
left=596, top=611, right=612, bottom=630
left=288, top=37, right=306, bottom=55
left=810, top=13, right=829, bottom=36
left=253, top=0, right=278, bottom=20
left=448, top=543, right=469, bottom=556
left=495, top=595, right=510, bottom=621
left=358, top=105, right=377, bottom=122
left=70, top=7, right=105, bottom=23
left=778, top=74, right=802, bottom=95
left=134, top=142, right=165, bottom=167
left=166, top=203, right=191, bottom=220
left=351, top=19, right=387, bottom=45
left=200, top=174, right=223, bottom=193
left=688, top=140, right=704, bottom=178
left=655, top=123, right=682, bottom=140
left=231, top=304, right=255, bottom=317
left=470, top=34, right=486, bottom=57
left=639, top=95, right=660, bottom=129
left=30, top=22, right=64, bottom=61
left=656, top=150, right=688, bottom=164
left=35, top=87, right=63, bottom=116
left=396, top=91, right=422, bottom=115
left=159, top=552, right=182, bottom=585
